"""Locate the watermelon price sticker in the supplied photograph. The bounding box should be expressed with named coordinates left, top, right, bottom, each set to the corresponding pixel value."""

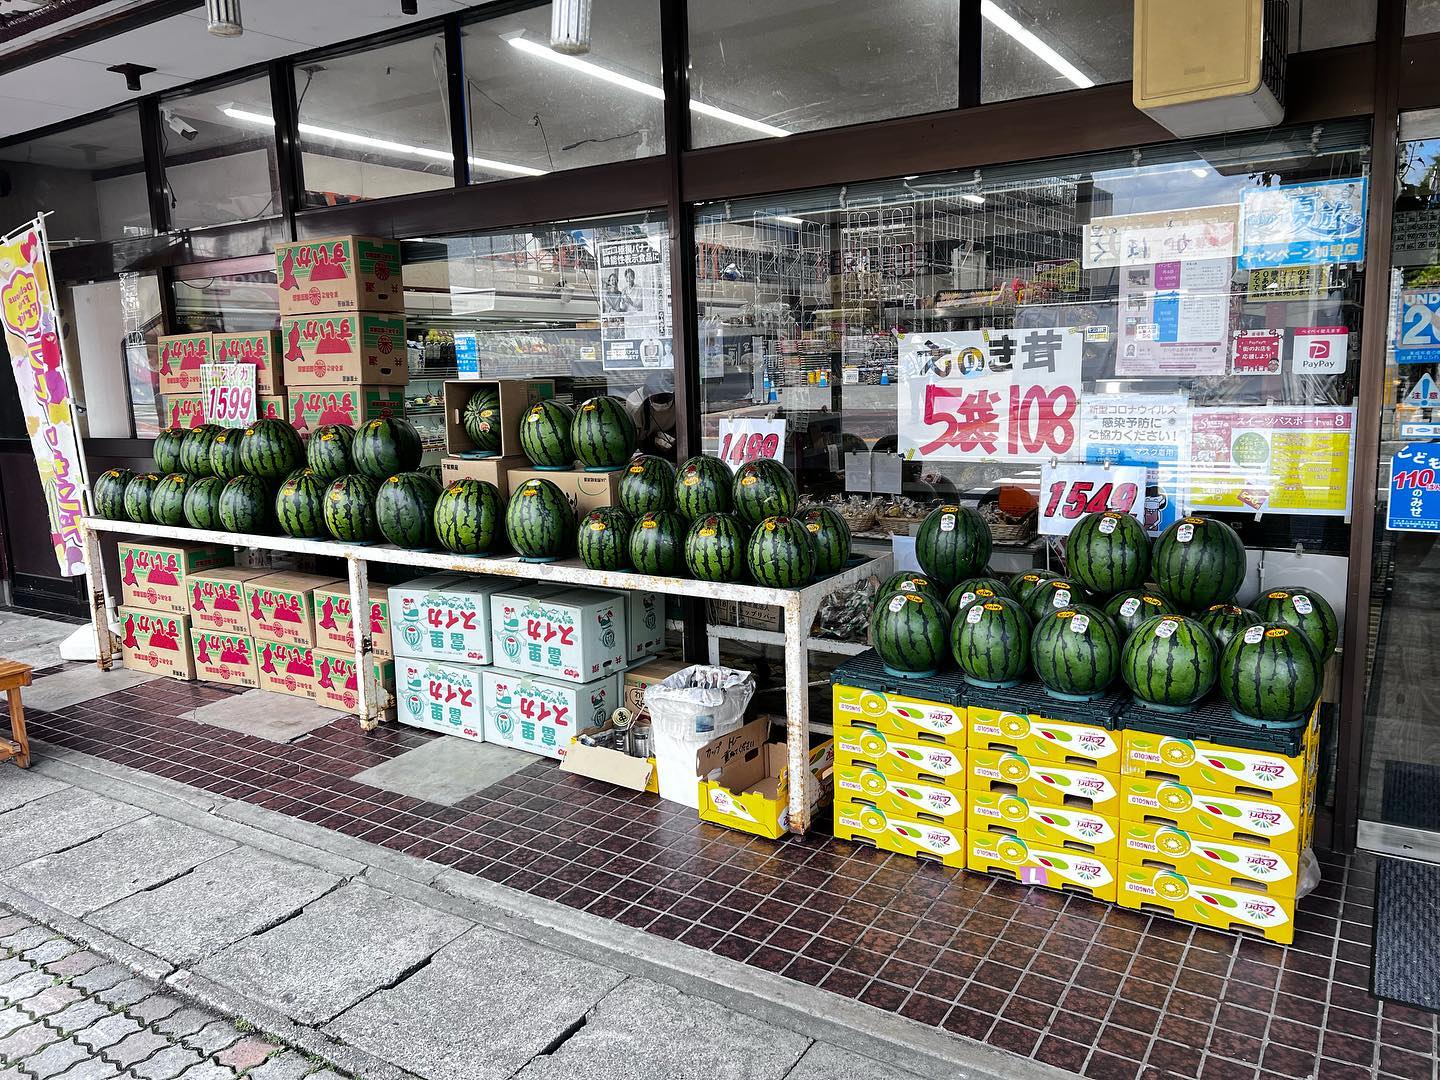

left=716, top=417, right=784, bottom=467
left=200, top=364, right=256, bottom=429
left=1038, top=463, right=1148, bottom=536
left=1386, top=443, right=1440, bottom=533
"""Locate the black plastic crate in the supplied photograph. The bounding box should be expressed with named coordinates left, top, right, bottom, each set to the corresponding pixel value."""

left=963, top=676, right=1126, bottom=731
left=1118, top=693, right=1309, bottom=758
left=830, top=650, right=967, bottom=706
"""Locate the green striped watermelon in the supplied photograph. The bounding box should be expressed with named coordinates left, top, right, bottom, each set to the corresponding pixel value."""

left=377, top=472, right=440, bottom=549
left=870, top=590, right=950, bottom=677
left=951, top=595, right=1030, bottom=688
left=518, top=399, right=574, bottom=469
left=571, top=396, right=637, bottom=471
left=577, top=507, right=633, bottom=572
left=506, top=477, right=574, bottom=560
left=1009, top=569, right=1062, bottom=607
left=307, top=425, right=355, bottom=482
left=94, top=469, right=133, bottom=520
left=685, top=513, right=745, bottom=582
left=631, top=511, right=685, bottom=576
left=208, top=429, right=245, bottom=480
left=1022, top=577, right=1094, bottom=623
left=674, top=455, right=732, bottom=520
left=747, top=515, right=815, bottom=589
left=153, top=428, right=186, bottom=474
left=619, top=455, right=676, bottom=515
left=1198, top=603, right=1264, bottom=651
left=462, top=389, right=502, bottom=454
left=434, top=479, right=502, bottom=555
left=1152, top=516, right=1246, bottom=612
left=1031, top=605, right=1121, bottom=700
left=180, top=425, right=222, bottom=477
left=324, top=475, right=380, bottom=543
left=150, top=474, right=192, bottom=527
left=239, top=418, right=303, bottom=481
left=733, top=459, right=797, bottom=528
left=275, top=471, right=327, bottom=538
left=352, top=416, right=421, bottom=481
left=1255, top=586, right=1337, bottom=659
left=122, top=473, right=162, bottom=524
left=915, top=504, right=992, bottom=589
left=1104, top=588, right=1180, bottom=640
left=1120, top=614, right=1218, bottom=711
left=801, top=506, right=851, bottom=575
left=1065, top=511, right=1149, bottom=595
left=183, top=476, right=225, bottom=530
left=945, top=576, right=1011, bottom=616
left=1219, top=623, right=1322, bottom=727
left=218, top=476, right=272, bottom=534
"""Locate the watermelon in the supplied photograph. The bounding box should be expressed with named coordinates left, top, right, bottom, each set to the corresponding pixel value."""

left=1010, top=569, right=1062, bottom=607
left=1031, top=605, right=1121, bottom=700
left=1152, top=516, right=1246, bottom=612
left=801, top=506, right=851, bottom=575
left=180, top=424, right=222, bottom=477
left=506, top=477, right=574, bottom=560
left=577, top=507, right=633, bottom=572
left=273, top=471, right=327, bottom=538
left=870, top=590, right=950, bottom=677
left=122, top=473, right=162, bottom=524
left=685, top=513, right=746, bottom=582
left=94, top=469, right=133, bottom=520
left=352, top=416, right=422, bottom=481
left=462, top=389, right=502, bottom=454
left=239, top=418, right=303, bottom=481
left=208, top=429, right=245, bottom=480
left=1198, top=603, right=1264, bottom=651
left=218, top=476, right=272, bottom=534
left=1065, top=511, right=1149, bottom=595
left=307, top=425, right=355, bottom=482
left=1022, top=577, right=1094, bottom=624
left=1104, top=588, right=1180, bottom=640
left=945, top=576, right=1011, bottom=616
left=1255, top=586, right=1338, bottom=659
left=518, top=399, right=574, bottom=469
left=1121, top=614, right=1218, bottom=712
left=1219, top=623, right=1323, bottom=728
left=183, top=476, right=225, bottom=531
left=732, top=459, right=797, bottom=528
left=153, top=428, right=186, bottom=474
left=674, top=455, right=733, bottom=520
left=150, top=473, right=192, bottom=527
left=324, top=475, right=380, bottom=542
left=377, top=472, right=441, bottom=549
left=747, top=515, right=815, bottom=589
left=434, top=479, right=502, bottom=555
left=631, top=511, right=686, bottom=577
left=619, top=455, right=677, bottom=516
left=951, top=595, right=1030, bottom=688
left=571, top=396, right=637, bottom=471
left=915, top=504, right=992, bottom=589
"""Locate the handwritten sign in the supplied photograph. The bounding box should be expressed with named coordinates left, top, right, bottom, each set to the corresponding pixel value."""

left=1038, top=463, right=1148, bottom=536
left=1387, top=444, right=1440, bottom=532
left=716, top=417, right=785, bottom=467
left=201, top=363, right=256, bottom=429
left=1083, top=205, right=1238, bottom=269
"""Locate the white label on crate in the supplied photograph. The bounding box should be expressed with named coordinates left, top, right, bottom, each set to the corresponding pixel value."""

left=1293, top=594, right=1313, bottom=615
left=1053, top=589, right=1071, bottom=608
left=1098, top=516, right=1118, bottom=535
left=1244, top=625, right=1266, bottom=645
left=1120, top=597, right=1142, bottom=617
left=966, top=604, right=985, bottom=625
left=887, top=595, right=908, bottom=614
left=1177, top=523, right=1195, bottom=543
left=1071, top=613, right=1091, bottom=633
left=940, top=513, right=956, bottom=533
left=1155, top=618, right=1179, bottom=639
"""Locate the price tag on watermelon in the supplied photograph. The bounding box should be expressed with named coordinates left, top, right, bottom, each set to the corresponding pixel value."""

left=1038, top=462, right=1148, bottom=536
left=200, top=364, right=256, bottom=429
left=717, top=417, right=785, bottom=467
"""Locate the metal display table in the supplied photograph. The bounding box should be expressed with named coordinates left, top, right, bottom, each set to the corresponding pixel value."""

left=81, top=516, right=889, bottom=834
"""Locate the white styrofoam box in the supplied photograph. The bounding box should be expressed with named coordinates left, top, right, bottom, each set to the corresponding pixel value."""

left=490, top=586, right=628, bottom=683
left=617, top=588, right=664, bottom=661
left=387, top=573, right=518, bottom=664
left=394, top=654, right=486, bottom=744
left=481, top=669, right=620, bottom=760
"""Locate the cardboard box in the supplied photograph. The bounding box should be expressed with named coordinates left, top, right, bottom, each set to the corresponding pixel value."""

left=444, top=379, right=553, bottom=458
left=276, top=235, right=404, bottom=316
left=289, top=385, right=405, bottom=436
left=388, top=574, right=517, bottom=664
left=618, top=589, right=664, bottom=661
left=395, top=655, right=485, bottom=742
left=1118, top=822, right=1300, bottom=897
left=623, top=658, right=687, bottom=727
left=834, top=763, right=967, bottom=825
left=313, top=583, right=393, bottom=659
left=214, top=330, right=283, bottom=395
left=966, top=790, right=1119, bottom=860
left=506, top=468, right=623, bottom=517
left=188, top=566, right=270, bottom=634
left=313, top=651, right=396, bottom=713
left=1118, top=777, right=1307, bottom=851
left=1120, top=730, right=1308, bottom=805
left=698, top=718, right=834, bottom=839
left=490, top=586, right=627, bottom=683
left=162, top=395, right=205, bottom=430
left=440, top=455, right=527, bottom=499
left=969, top=748, right=1120, bottom=814
left=1117, top=866, right=1294, bottom=944
left=558, top=718, right=657, bottom=793
left=482, top=669, right=620, bottom=760
left=281, top=313, right=408, bottom=386
left=257, top=395, right=287, bottom=422
left=243, top=572, right=343, bottom=647
left=968, top=830, right=1117, bottom=901
left=256, top=641, right=317, bottom=700
left=967, top=706, right=1121, bottom=771
left=708, top=599, right=782, bottom=634
left=189, top=629, right=259, bottom=688
left=119, top=607, right=195, bottom=681
left=834, top=720, right=966, bottom=787
left=833, top=800, right=966, bottom=868
left=157, top=332, right=213, bottom=395
left=831, top=683, right=966, bottom=746
left=118, top=540, right=233, bottom=615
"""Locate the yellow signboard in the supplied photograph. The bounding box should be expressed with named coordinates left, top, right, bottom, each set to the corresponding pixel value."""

left=1187, top=406, right=1355, bottom=516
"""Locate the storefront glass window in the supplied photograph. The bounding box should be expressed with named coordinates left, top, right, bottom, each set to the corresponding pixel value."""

left=462, top=0, right=664, bottom=181
left=160, top=75, right=282, bottom=231
left=1408, top=0, right=1440, bottom=35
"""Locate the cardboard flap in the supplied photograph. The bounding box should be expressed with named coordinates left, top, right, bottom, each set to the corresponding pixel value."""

left=561, top=744, right=654, bottom=792
left=696, top=717, right=769, bottom=782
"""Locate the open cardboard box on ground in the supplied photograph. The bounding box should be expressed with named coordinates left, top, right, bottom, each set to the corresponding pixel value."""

left=559, top=717, right=658, bottom=794
left=698, top=716, right=835, bottom=839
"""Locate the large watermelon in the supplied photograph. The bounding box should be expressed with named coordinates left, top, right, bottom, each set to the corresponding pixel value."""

left=1121, top=614, right=1218, bottom=712
left=801, top=506, right=851, bottom=575
left=1022, top=577, right=1094, bottom=623
left=274, top=471, right=327, bottom=539
left=506, top=477, right=574, bottom=560
left=1255, top=586, right=1338, bottom=660
left=153, top=428, right=186, bottom=474
left=1198, top=603, right=1264, bottom=651
left=1065, top=511, right=1149, bottom=595
left=1103, top=588, right=1180, bottom=640
left=1010, top=569, right=1062, bottom=607
left=434, top=479, right=502, bottom=555
left=915, top=504, right=992, bottom=589
left=870, top=590, right=950, bottom=677
left=307, top=425, right=355, bottom=482
left=183, top=476, right=225, bottom=531
left=1152, top=516, right=1246, bottom=612
left=747, top=515, right=815, bottom=589
left=218, top=476, right=271, bottom=534
left=208, top=429, right=245, bottom=480
left=324, top=475, right=380, bottom=542
left=571, top=396, right=637, bottom=471
left=577, top=507, right=633, bottom=572
left=733, top=459, right=797, bottom=528
left=674, top=455, right=732, bottom=520
left=631, top=511, right=685, bottom=577
left=150, top=473, right=192, bottom=527
left=180, top=424, right=222, bottom=477
left=619, top=455, right=676, bottom=515
left=685, top=513, right=745, bottom=582
left=1219, top=623, right=1323, bottom=727
left=123, top=473, right=162, bottom=524
left=239, top=418, right=304, bottom=481
left=1031, top=605, right=1121, bottom=700
left=462, top=389, right=502, bottom=454
left=951, top=596, right=1030, bottom=688
left=945, top=576, right=1011, bottom=617
left=377, top=472, right=441, bottom=549
left=94, top=469, right=133, bottom=520
left=518, top=399, right=574, bottom=469
left=352, top=416, right=421, bottom=481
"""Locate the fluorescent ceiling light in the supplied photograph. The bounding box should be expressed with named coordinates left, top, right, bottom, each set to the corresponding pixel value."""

left=962, top=193, right=986, bottom=205
left=770, top=215, right=805, bottom=225
left=980, top=1, right=1094, bottom=89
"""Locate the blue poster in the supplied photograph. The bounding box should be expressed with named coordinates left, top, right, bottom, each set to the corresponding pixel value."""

left=1239, top=178, right=1367, bottom=269
left=1396, top=288, right=1440, bottom=363
left=1387, top=443, right=1440, bottom=532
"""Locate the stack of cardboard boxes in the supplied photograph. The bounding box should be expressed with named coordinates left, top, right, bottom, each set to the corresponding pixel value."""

left=118, top=539, right=233, bottom=680
left=157, top=329, right=287, bottom=431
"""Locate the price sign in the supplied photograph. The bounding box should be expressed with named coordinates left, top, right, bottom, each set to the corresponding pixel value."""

left=1387, top=443, right=1440, bottom=533
left=1038, top=463, right=1148, bottom=536
left=717, top=417, right=785, bottom=467
left=200, top=363, right=256, bottom=429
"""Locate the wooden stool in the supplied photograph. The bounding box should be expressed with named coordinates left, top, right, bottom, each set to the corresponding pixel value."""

left=0, top=660, right=33, bottom=769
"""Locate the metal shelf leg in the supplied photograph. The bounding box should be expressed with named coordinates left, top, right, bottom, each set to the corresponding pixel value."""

left=784, top=594, right=811, bottom=835
left=348, top=556, right=383, bottom=731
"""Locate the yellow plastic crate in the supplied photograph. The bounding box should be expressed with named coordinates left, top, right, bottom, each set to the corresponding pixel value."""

left=969, top=748, right=1120, bottom=814
left=966, top=829, right=1118, bottom=901
left=967, top=705, right=1122, bottom=771
left=1119, top=822, right=1302, bottom=897
left=1118, top=777, right=1307, bottom=852
left=1117, top=865, right=1295, bottom=944
left=1120, top=730, right=1308, bottom=805
left=833, top=764, right=965, bottom=824
left=834, top=721, right=966, bottom=787
left=831, top=683, right=966, bottom=747
left=967, top=791, right=1119, bottom=861
left=833, top=799, right=966, bottom=868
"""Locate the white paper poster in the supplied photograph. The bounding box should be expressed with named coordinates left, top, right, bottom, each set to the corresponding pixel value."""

left=1083, top=205, right=1239, bottom=269
left=1116, top=258, right=1232, bottom=375
left=599, top=225, right=672, bottom=371
left=1079, top=393, right=1190, bottom=535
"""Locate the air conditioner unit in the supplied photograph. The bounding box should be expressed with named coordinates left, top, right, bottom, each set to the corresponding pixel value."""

left=1134, top=0, right=1287, bottom=138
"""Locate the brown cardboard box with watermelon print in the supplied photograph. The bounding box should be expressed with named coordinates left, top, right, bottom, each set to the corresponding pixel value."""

left=157, top=333, right=213, bottom=396
left=214, top=330, right=283, bottom=395
left=288, top=386, right=405, bottom=436
left=162, top=395, right=206, bottom=430
left=187, top=567, right=270, bottom=635
left=257, top=395, right=287, bottom=422
left=280, top=314, right=408, bottom=386
left=189, top=629, right=259, bottom=689
left=275, top=235, right=404, bottom=316
left=118, top=540, right=232, bottom=615
left=313, top=651, right=396, bottom=713
left=313, top=583, right=393, bottom=659
left=119, top=608, right=196, bottom=681
left=243, top=572, right=343, bottom=647
left=256, top=641, right=317, bottom=700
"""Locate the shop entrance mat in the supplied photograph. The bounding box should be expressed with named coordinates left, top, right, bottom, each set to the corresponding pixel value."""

left=1380, top=760, right=1440, bottom=832
left=1373, top=855, right=1440, bottom=1012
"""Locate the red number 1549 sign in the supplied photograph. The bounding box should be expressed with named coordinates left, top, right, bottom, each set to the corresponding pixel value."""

left=1038, top=463, right=1149, bottom=536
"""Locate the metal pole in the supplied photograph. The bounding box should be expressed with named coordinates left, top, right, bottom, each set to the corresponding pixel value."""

left=783, top=592, right=811, bottom=834
left=347, top=555, right=384, bottom=730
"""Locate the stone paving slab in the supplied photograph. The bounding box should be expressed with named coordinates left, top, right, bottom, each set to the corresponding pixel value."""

left=24, top=667, right=157, bottom=714
left=89, top=846, right=340, bottom=966
left=0, top=771, right=66, bottom=815
left=188, top=691, right=343, bottom=744
left=783, top=1042, right=928, bottom=1080
left=0, top=790, right=148, bottom=870
left=0, top=612, right=80, bottom=671
left=326, top=924, right=626, bottom=1080
left=197, top=882, right=469, bottom=1025
left=352, top=738, right=533, bottom=806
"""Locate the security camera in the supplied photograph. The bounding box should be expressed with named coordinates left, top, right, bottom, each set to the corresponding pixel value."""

left=163, top=110, right=198, bottom=142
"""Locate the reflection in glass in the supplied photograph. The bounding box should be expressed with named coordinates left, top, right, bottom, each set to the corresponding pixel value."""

left=160, top=75, right=281, bottom=230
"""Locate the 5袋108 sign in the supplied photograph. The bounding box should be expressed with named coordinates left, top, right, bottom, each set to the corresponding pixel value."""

left=897, top=328, right=1083, bottom=462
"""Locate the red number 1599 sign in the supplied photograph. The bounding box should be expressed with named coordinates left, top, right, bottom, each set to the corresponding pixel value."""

left=1038, top=463, right=1148, bottom=536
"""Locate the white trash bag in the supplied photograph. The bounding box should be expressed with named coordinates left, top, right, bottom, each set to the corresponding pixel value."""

left=644, top=665, right=756, bottom=807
